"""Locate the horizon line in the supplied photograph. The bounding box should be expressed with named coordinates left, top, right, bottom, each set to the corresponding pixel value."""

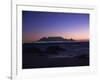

left=23, top=39, right=89, bottom=43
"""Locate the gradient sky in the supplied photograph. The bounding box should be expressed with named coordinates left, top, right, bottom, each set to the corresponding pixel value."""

left=22, top=11, right=89, bottom=43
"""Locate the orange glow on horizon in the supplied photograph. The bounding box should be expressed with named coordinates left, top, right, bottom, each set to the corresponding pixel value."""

left=23, top=30, right=89, bottom=43
left=23, top=34, right=89, bottom=43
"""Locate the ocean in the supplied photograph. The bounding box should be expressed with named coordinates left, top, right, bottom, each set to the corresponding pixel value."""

left=22, top=41, right=89, bottom=69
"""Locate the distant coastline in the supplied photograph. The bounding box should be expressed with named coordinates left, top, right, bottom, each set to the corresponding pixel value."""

left=23, top=36, right=89, bottom=44
left=33, top=36, right=74, bottom=43
left=31, top=36, right=89, bottom=43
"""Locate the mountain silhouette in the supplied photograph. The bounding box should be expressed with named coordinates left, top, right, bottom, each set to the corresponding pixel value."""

left=38, top=36, right=74, bottom=42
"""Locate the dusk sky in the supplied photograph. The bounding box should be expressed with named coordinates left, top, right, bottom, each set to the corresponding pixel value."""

left=22, top=11, right=89, bottom=43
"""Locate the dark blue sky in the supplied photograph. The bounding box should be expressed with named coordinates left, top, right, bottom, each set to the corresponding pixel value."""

left=22, top=11, right=89, bottom=43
